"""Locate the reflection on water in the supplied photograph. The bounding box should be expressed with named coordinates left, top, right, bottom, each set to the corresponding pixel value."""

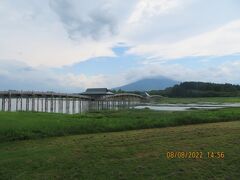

left=134, top=103, right=240, bottom=111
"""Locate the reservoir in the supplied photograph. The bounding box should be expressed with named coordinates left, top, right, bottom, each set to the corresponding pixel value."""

left=134, top=103, right=240, bottom=111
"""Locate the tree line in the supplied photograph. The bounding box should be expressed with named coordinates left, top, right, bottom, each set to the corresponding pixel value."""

left=149, top=82, right=240, bottom=97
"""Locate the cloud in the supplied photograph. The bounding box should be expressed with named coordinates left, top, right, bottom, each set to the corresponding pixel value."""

left=128, top=0, right=185, bottom=23
left=57, top=61, right=240, bottom=89
left=0, top=0, right=116, bottom=67
left=0, top=56, right=239, bottom=92
left=0, top=59, right=61, bottom=91
left=124, top=0, right=240, bottom=44
left=123, top=59, right=240, bottom=85
left=49, top=0, right=139, bottom=41
left=1, top=0, right=240, bottom=68
left=0, top=59, right=127, bottom=91
left=58, top=73, right=126, bottom=90
left=128, top=20, right=240, bottom=61
left=49, top=0, right=116, bottom=40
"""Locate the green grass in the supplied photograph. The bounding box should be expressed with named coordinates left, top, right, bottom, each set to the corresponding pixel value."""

left=0, top=121, right=239, bottom=179
left=158, top=97, right=240, bottom=104
left=1, top=108, right=240, bottom=142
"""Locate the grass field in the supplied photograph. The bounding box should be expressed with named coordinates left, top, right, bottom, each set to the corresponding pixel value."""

left=158, top=97, right=240, bottom=104
left=0, top=121, right=239, bottom=179
left=1, top=108, right=240, bottom=142
left=0, top=108, right=240, bottom=179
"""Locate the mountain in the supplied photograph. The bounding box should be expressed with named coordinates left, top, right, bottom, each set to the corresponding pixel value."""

left=115, top=77, right=179, bottom=91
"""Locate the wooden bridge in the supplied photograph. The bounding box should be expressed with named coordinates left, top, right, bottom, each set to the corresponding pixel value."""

left=102, top=93, right=145, bottom=101
left=0, top=90, right=145, bottom=114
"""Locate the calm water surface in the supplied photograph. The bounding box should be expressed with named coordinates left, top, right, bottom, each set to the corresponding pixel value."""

left=134, top=103, right=240, bottom=111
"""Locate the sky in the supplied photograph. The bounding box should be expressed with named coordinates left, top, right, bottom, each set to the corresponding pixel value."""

left=0, top=0, right=240, bottom=92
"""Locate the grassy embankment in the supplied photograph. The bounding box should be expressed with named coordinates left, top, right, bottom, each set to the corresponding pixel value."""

left=1, top=108, right=240, bottom=142
left=0, top=121, right=239, bottom=179
left=158, top=97, right=240, bottom=104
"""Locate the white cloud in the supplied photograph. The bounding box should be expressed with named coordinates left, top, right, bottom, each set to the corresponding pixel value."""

left=0, top=57, right=239, bottom=92
left=1, top=0, right=240, bottom=67
left=128, top=0, right=185, bottom=23
left=58, top=73, right=113, bottom=89
left=123, top=59, right=240, bottom=85
left=128, top=20, right=240, bottom=61
left=0, top=0, right=117, bottom=67
left=0, top=59, right=128, bottom=91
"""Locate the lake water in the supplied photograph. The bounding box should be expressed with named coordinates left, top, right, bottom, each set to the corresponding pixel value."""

left=134, top=103, right=240, bottom=111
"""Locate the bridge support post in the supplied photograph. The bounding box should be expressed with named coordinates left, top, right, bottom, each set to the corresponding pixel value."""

left=26, top=97, right=29, bottom=111
left=116, top=101, right=119, bottom=109
left=88, top=101, right=92, bottom=112
left=32, top=96, right=35, bottom=112
left=88, top=101, right=91, bottom=112
left=61, top=98, right=64, bottom=113
left=127, top=98, right=130, bottom=109
left=66, top=98, right=69, bottom=114
left=102, top=101, right=104, bottom=110
left=58, top=98, right=60, bottom=113
left=8, top=92, right=11, bottom=111
left=62, top=98, right=64, bottom=113
left=41, top=98, right=44, bottom=112
left=73, top=98, right=75, bottom=114
left=2, top=97, right=5, bottom=111
left=113, top=100, right=115, bottom=109
left=107, top=100, right=109, bottom=110
left=101, top=100, right=104, bottom=110
left=16, top=97, right=18, bottom=111
left=37, top=97, right=39, bottom=112
left=58, top=98, right=61, bottom=113
left=45, top=98, right=48, bottom=112
left=50, top=96, right=54, bottom=113
left=78, top=99, right=82, bottom=114
left=20, top=96, right=23, bottom=111
left=54, top=98, right=57, bottom=113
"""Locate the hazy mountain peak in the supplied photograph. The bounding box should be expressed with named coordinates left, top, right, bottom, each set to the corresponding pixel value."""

left=115, top=76, right=179, bottom=91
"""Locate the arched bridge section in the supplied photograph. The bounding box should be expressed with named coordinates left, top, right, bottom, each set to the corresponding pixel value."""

left=102, top=93, right=145, bottom=102
left=84, top=93, right=145, bottom=112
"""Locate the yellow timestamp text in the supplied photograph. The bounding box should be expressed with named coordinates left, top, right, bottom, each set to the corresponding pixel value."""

left=166, top=151, right=225, bottom=159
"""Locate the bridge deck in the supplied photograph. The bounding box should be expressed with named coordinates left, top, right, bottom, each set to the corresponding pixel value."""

left=0, top=91, right=91, bottom=100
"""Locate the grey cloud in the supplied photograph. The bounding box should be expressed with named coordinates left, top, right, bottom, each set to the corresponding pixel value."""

left=49, top=0, right=118, bottom=40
